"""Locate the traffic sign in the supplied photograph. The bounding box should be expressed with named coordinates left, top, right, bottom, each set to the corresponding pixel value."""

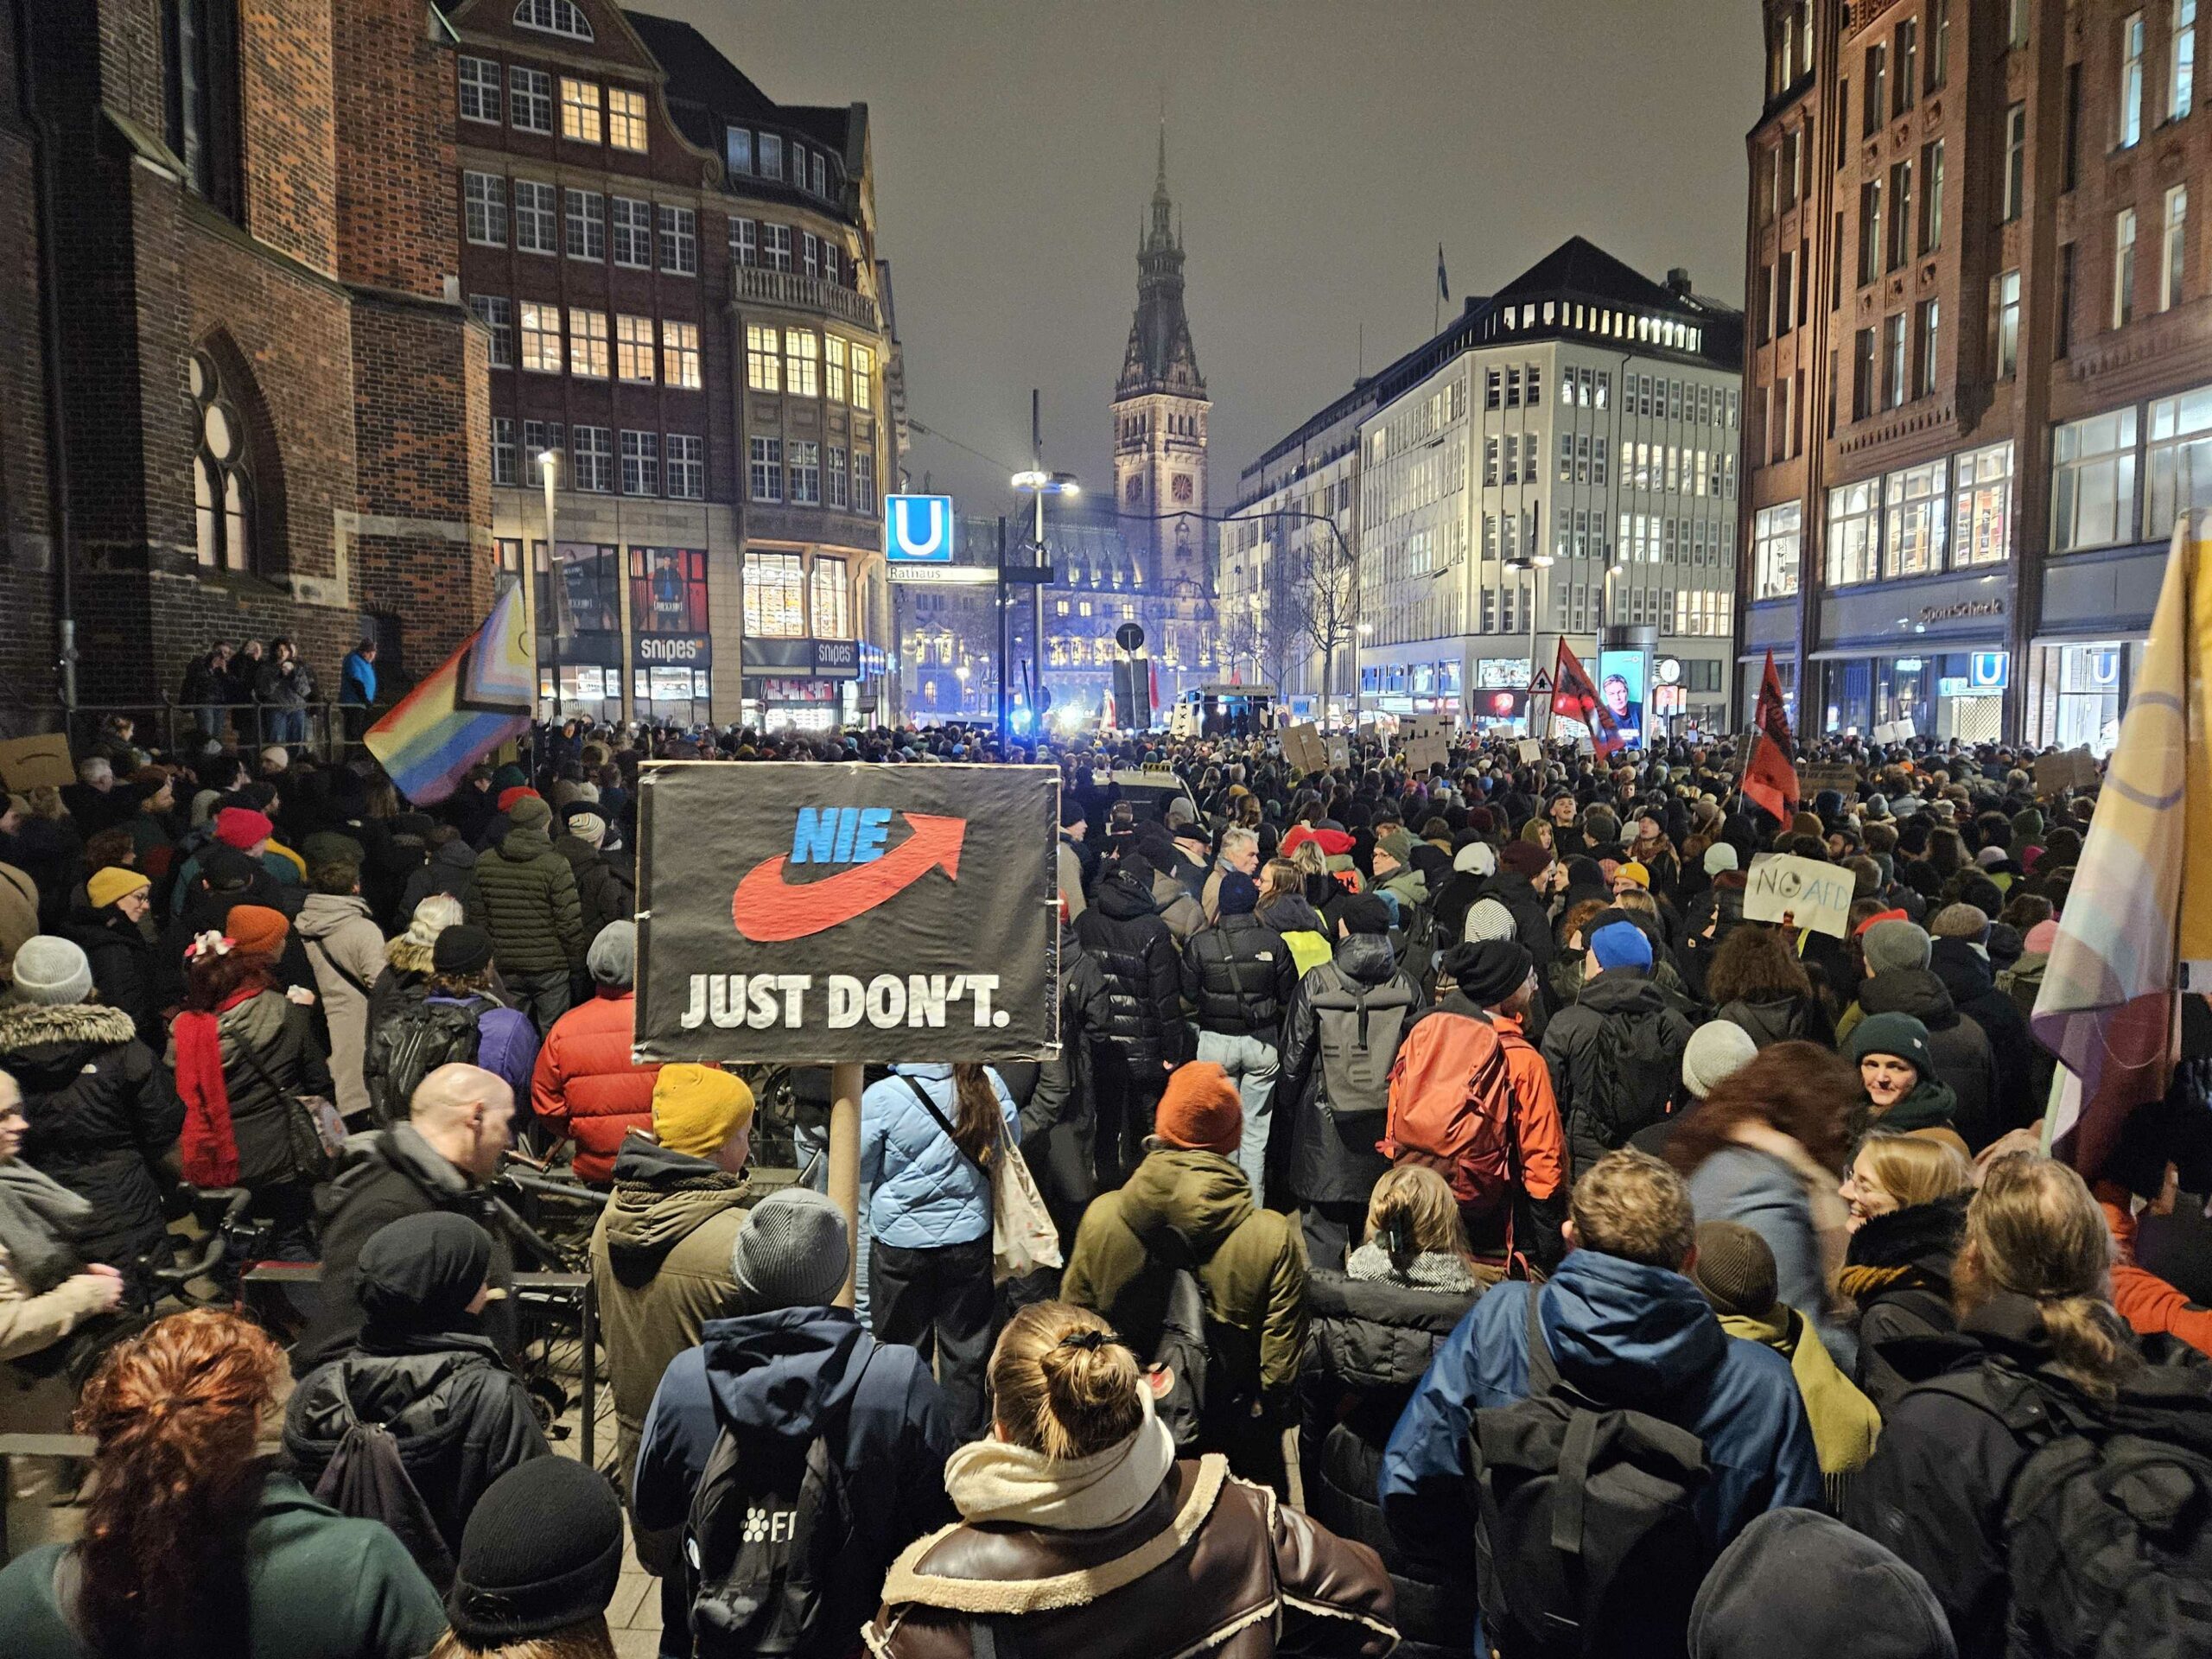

left=1116, top=622, right=1147, bottom=653
left=885, top=495, right=955, bottom=563
left=1528, top=669, right=1554, bottom=695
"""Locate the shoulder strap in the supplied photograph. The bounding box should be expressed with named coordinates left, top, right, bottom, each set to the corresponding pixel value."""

left=1522, top=1284, right=1562, bottom=1398
left=902, top=1075, right=988, bottom=1173
left=307, top=937, right=375, bottom=1001
left=232, top=1033, right=295, bottom=1100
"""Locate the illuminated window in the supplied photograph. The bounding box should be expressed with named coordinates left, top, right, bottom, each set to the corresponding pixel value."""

left=851, top=344, right=873, bottom=410
left=811, top=555, right=849, bottom=636
left=190, top=352, right=254, bottom=572
left=607, top=86, right=647, bottom=152
left=660, top=321, right=699, bottom=390
left=824, top=335, right=847, bottom=402
left=616, top=315, right=653, bottom=383
left=745, top=550, right=804, bottom=635
left=567, top=308, right=607, bottom=378
left=559, top=77, right=601, bottom=143
left=785, top=328, right=818, bottom=397
left=519, top=302, right=562, bottom=373
left=745, top=324, right=779, bottom=392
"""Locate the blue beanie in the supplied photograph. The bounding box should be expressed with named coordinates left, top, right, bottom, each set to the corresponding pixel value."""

left=1217, top=871, right=1260, bottom=916
left=1589, top=920, right=1654, bottom=975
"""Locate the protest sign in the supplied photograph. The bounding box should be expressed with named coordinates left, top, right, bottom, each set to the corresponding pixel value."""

left=0, top=734, right=73, bottom=792
left=1405, top=716, right=1450, bottom=772
left=1281, top=723, right=1327, bottom=776
left=1325, top=734, right=1351, bottom=770
left=1742, top=852, right=1856, bottom=938
left=2034, top=747, right=2101, bottom=797
left=1516, top=739, right=1543, bottom=764
left=632, top=763, right=1058, bottom=1064
left=1797, top=763, right=1861, bottom=801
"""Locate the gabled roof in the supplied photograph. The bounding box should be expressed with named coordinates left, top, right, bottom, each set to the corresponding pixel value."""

left=622, top=11, right=855, bottom=151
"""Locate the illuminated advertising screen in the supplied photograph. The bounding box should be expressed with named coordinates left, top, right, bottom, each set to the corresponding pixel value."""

left=1597, top=648, right=1648, bottom=746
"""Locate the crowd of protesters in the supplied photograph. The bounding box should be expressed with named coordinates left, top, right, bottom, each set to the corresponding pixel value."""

left=0, top=704, right=2202, bottom=1659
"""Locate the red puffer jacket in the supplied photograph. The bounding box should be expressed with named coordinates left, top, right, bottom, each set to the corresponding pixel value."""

left=530, top=990, right=659, bottom=1183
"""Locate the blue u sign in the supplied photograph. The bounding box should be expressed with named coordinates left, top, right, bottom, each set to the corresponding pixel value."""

left=885, top=495, right=955, bottom=563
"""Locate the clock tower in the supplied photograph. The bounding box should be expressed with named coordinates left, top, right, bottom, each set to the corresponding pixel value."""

left=1112, top=124, right=1209, bottom=594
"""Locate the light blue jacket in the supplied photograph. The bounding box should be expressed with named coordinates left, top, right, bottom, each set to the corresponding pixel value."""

left=1685, top=1146, right=1858, bottom=1372
left=859, top=1063, right=1018, bottom=1250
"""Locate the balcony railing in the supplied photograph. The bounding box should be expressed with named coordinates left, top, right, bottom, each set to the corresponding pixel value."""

left=735, top=266, right=880, bottom=331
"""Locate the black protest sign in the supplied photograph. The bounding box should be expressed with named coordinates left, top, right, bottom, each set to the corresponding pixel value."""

left=633, top=762, right=1060, bottom=1063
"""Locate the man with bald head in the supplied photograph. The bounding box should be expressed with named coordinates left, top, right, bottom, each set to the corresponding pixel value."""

left=292, top=1062, right=518, bottom=1374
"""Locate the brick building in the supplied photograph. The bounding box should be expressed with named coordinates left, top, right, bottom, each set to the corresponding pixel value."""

left=447, top=1, right=902, bottom=732
left=9, top=0, right=498, bottom=734
left=1743, top=0, right=2212, bottom=748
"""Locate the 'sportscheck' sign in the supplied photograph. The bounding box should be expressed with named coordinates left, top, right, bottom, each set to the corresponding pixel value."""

left=632, top=762, right=1059, bottom=1064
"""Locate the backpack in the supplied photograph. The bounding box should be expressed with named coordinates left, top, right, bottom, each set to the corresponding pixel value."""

left=1466, top=1289, right=1712, bottom=1659
left=311, top=1371, right=457, bottom=1590
left=1919, top=1359, right=2212, bottom=1659
left=1582, top=1004, right=1682, bottom=1147
left=1394, top=903, right=1441, bottom=995
left=1150, top=1265, right=1213, bottom=1452
left=365, top=996, right=486, bottom=1127
left=1308, top=963, right=1418, bottom=1121
left=684, top=1347, right=875, bottom=1659
left=1380, top=1008, right=1520, bottom=1218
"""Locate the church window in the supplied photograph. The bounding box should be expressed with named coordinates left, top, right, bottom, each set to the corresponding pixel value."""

left=1125, top=475, right=1144, bottom=505
left=191, top=351, right=255, bottom=572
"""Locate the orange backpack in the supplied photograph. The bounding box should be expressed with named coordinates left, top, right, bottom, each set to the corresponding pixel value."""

left=1379, top=1008, right=1522, bottom=1220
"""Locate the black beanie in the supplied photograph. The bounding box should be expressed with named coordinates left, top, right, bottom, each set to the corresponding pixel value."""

left=433, top=924, right=495, bottom=977
left=1441, top=939, right=1533, bottom=1007
left=446, top=1458, right=624, bottom=1644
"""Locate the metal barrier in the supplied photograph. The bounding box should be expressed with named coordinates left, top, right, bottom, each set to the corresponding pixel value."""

left=60, top=698, right=368, bottom=760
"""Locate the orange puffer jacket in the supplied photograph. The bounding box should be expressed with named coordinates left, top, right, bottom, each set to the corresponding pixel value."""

left=531, top=990, right=659, bottom=1183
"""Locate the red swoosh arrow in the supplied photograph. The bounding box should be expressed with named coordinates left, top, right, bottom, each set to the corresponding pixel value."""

left=729, top=813, right=966, bottom=943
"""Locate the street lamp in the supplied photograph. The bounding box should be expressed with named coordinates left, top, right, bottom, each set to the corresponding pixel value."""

left=1505, top=552, right=1554, bottom=736
left=1010, top=468, right=1080, bottom=739
left=538, top=449, right=561, bottom=719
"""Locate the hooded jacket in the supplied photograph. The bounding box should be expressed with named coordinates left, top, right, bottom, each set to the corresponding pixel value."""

left=397, top=838, right=480, bottom=925
left=472, top=824, right=584, bottom=975
left=529, top=989, right=659, bottom=1182
left=1063, top=1146, right=1308, bottom=1416
left=1073, top=866, right=1185, bottom=1073
left=1688, top=1508, right=1955, bottom=1659
left=1539, top=969, right=1695, bottom=1177
left=1302, top=1251, right=1484, bottom=1659
left=1928, top=939, right=2034, bottom=1137
left=295, top=891, right=386, bottom=1122
left=1281, top=931, right=1427, bottom=1205
left=554, top=831, right=633, bottom=941
left=632, top=1306, right=957, bottom=1630
left=291, top=1123, right=515, bottom=1376
left=1182, top=912, right=1297, bottom=1039
left=283, top=1221, right=547, bottom=1577
left=861, top=1063, right=1020, bottom=1251
left=1716, top=993, right=1830, bottom=1051
left=1842, top=969, right=1997, bottom=1149
left=589, top=1135, right=748, bottom=1485
left=0, top=1001, right=180, bottom=1274
left=1380, top=1251, right=1821, bottom=1568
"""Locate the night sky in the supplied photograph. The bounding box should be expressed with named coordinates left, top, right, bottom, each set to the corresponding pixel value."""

left=642, top=0, right=1761, bottom=511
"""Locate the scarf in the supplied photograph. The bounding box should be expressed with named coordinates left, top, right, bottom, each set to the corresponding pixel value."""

left=172, top=982, right=264, bottom=1186
left=943, top=1383, right=1177, bottom=1534
left=1346, top=1241, right=1491, bottom=1294
left=0, top=1160, right=92, bottom=1294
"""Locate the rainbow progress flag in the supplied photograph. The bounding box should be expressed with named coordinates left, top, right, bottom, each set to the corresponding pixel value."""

left=2031, top=514, right=2212, bottom=1177
left=365, top=581, right=534, bottom=805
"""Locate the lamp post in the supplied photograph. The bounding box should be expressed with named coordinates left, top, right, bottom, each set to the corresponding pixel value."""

left=538, top=449, right=562, bottom=719
left=1011, top=467, right=1080, bottom=734
left=1504, top=551, right=1554, bottom=737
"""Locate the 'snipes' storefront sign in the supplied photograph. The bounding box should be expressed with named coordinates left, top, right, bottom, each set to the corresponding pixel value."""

left=632, top=763, right=1059, bottom=1063
left=633, top=633, right=711, bottom=666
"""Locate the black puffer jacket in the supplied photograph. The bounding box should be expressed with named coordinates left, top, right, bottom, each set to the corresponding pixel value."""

left=1072, top=863, right=1185, bottom=1071
left=1929, top=939, right=2035, bottom=1138
left=554, top=832, right=634, bottom=942
left=0, top=1001, right=181, bottom=1274
left=1180, top=913, right=1296, bottom=1039
left=1539, top=969, right=1694, bottom=1179
left=1717, top=993, right=1832, bottom=1051
left=61, top=906, right=163, bottom=1052
left=1301, top=1250, right=1484, bottom=1659
left=473, top=824, right=584, bottom=975
left=1844, top=1194, right=1967, bottom=1414
left=1483, top=869, right=1557, bottom=973
left=1853, top=968, right=1998, bottom=1150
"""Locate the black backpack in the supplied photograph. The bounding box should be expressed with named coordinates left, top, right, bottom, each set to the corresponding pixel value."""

left=1466, top=1289, right=1712, bottom=1659
left=364, top=996, right=486, bottom=1126
left=1920, top=1359, right=2212, bottom=1659
left=1150, top=1266, right=1213, bottom=1452
left=310, top=1370, right=457, bottom=1590
left=1583, top=1005, right=1683, bottom=1148
left=683, top=1348, right=874, bottom=1658
left=1308, top=963, right=1418, bottom=1121
left=1394, top=903, right=1441, bottom=996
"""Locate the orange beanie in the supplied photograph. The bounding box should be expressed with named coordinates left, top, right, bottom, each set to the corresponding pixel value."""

left=1154, top=1062, right=1243, bottom=1157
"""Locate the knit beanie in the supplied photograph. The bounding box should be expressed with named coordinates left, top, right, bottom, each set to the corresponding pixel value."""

left=1453, top=841, right=1497, bottom=876
left=1703, top=842, right=1739, bottom=876
left=1463, top=898, right=1519, bottom=944
left=1681, top=1020, right=1759, bottom=1100
left=226, top=905, right=289, bottom=960
left=651, top=1063, right=755, bottom=1159
left=214, top=806, right=274, bottom=851
left=729, top=1186, right=850, bottom=1311
left=496, top=785, right=539, bottom=815
left=2024, top=918, right=2060, bottom=954
left=564, top=810, right=607, bottom=849
left=432, top=923, right=495, bottom=976
left=1376, top=827, right=1416, bottom=868
left=1688, top=1509, right=1957, bottom=1659
left=1154, top=1061, right=1243, bottom=1157
left=586, top=919, right=635, bottom=988
left=1927, top=904, right=1989, bottom=943
left=1217, top=871, right=1259, bottom=916
left=1589, top=920, right=1653, bottom=974
left=509, top=795, right=553, bottom=833
left=1500, top=840, right=1552, bottom=880
left=1688, top=1220, right=1779, bottom=1319
left=446, top=1458, right=624, bottom=1645
left=1338, top=894, right=1393, bottom=936
left=87, top=867, right=151, bottom=910
left=9, top=936, right=92, bottom=1006
left=1861, top=919, right=1932, bottom=976
left=1441, top=939, right=1533, bottom=1007
left=1615, top=861, right=1651, bottom=890
left=1849, top=1011, right=1935, bottom=1077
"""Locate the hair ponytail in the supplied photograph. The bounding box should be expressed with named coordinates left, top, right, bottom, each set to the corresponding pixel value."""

left=949, top=1063, right=1001, bottom=1168
left=989, top=1302, right=1145, bottom=1461
left=1964, top=1154, right=2139, bottom=1402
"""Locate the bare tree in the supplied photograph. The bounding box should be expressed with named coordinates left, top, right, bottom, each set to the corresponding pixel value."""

left=1288, top=526, right=1359, bottom=728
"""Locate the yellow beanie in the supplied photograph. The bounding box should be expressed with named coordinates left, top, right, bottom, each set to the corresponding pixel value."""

left=87, top=868, right=152, bottom=910
left=652, top=1064, right=755, bottom=1159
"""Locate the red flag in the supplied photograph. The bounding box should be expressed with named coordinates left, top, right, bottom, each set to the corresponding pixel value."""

left=1743, top=649, right=1801, bottom=825
left=1551, top=639, right=1624, bottom=757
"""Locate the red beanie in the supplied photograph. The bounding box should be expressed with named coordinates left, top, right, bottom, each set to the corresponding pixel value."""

left=214, top=806, right=274, bottom=850
left=497, top=785, right=540, bottom=814
left=1154, top=1062, right=1242, bottom=1158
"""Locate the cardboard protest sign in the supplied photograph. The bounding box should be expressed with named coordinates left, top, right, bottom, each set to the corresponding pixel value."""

left=1798, top=764, right=1861, bottom=801
left=1325, top=734, right=1351, bottom=771
left=2034, top=748, right=2100, bottom=797
left=632, top=763, right=1058, bottom=1064
left=1281, top=723, right=1328, bottom=776
left=1516, top=739, right=1543, bottom=764
left=0, top=734, right=73, bottom=792
left=1405, top=717, right=1450, bottom=772
left=1742, top=853, right=1856, bottom=939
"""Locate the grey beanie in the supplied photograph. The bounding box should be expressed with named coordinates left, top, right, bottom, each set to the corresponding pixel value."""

left=1863, top=918, right=1933, bottom=977
left=1463, top=898, right=1519, bottom=944
left=1703, top=842, right=1740, bottom=876
left=586, top=919, right=636, bottom=988
left=1681, top=1019, right=1758, bottom=1099
left=10, top=936, right=92, bottom=1006
left=729, top=1187, right=850, bottom=1311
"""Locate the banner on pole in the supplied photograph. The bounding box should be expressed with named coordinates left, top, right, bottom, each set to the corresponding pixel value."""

left=632, top=763, right=1060, bottom=1064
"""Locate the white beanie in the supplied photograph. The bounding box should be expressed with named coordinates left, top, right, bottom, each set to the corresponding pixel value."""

left=1454, top=842, right=1498, bottom=877
left=1463, top=898, right=1518, bottom=944
left=10, top=936, right=92, bottom=1006
left=1681, top=1020, right=1759, bottom=1099
left=1703, top=843, right=1740, bottom=876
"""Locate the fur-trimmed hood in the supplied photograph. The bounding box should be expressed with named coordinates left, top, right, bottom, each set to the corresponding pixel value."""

left=0, top=1000, right=137, bottom=1056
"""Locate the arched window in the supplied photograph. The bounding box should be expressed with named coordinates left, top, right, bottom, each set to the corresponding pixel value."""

left=190, top=352, right=254, bottom=572
left=513, top=0, right=592, bottom=40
